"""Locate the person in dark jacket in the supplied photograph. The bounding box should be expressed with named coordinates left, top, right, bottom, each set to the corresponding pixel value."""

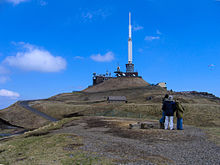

left=176, top=99, right=185, bottom=130
left=162, top=95, right=176, bottom=130
left=159, top=94, right=169, bottom=129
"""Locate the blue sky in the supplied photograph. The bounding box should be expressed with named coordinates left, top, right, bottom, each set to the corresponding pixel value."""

left=0, top=0, right=220, bottom=109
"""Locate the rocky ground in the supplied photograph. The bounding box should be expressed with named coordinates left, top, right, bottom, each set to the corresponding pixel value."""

left=53, top=116, right=220, bottom=165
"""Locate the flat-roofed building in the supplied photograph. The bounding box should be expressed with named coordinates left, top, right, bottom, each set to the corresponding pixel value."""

left=107, top=96, right=127, bottom=103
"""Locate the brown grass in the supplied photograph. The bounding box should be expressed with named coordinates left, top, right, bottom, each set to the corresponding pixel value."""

left=29, top=100, right=220, bottom=129
left=0, top=103, right=50, bottom=129
left=203, top=127, right=220, bottom=146
left=31, top=101, right=92, bottom=119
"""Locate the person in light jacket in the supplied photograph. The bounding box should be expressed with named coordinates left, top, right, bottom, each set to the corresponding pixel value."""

left=176, top=99, right=185, bottom=130
left=162, top=95, right=176, bottom=130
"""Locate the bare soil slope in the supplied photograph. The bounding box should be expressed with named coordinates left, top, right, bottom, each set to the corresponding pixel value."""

left=83, top=77, right=150, bottom=93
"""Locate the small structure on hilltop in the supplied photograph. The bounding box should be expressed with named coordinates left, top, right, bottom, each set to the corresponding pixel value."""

left=156, top=82, right=167, bottom=89
left=93, top=71, right=113, bottom=86
left=93, top=12, right=140, bottom=86
left=107, top=96, right=127, bottom=103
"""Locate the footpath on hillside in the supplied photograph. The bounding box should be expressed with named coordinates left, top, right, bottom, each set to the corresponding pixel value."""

left=18, top=101, right=58, bottom=122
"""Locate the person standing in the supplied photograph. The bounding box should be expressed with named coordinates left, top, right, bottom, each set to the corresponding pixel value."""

left=159, top=94, right=169, bottom=129
left=162, top=95, right=176, bottom=130
left=176, top=100, right=185, bottom=130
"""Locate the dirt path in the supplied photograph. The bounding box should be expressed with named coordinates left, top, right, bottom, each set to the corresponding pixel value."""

left=53, top=116, right=220, bottom=165
left=18, top=101, right=58, bottom=122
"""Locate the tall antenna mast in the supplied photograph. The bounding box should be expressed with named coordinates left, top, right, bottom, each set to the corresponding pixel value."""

left=128, top=12, right=132, bottom=64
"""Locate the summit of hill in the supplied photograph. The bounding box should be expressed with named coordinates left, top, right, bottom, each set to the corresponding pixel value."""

left=83, top=77, right=150, bottom=93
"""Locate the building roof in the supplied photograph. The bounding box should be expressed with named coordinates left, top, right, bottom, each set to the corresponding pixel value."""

left=107, top=96, right=127, bottom=101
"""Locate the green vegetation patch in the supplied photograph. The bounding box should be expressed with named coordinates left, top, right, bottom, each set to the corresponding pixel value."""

left=0, top=116, right=113, bottom=165
left=23, top=117, right=80, bottom=137
left=0, top=133, right=111, bottom=165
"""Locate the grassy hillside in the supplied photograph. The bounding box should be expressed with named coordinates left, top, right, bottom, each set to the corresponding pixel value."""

left=0, top=77, right=219, bottom=164
left=0, top=77, right=219, bottom=132
left=28, top=87, right=220, bottom=129
left=0, top=102, right=50, bottom=130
